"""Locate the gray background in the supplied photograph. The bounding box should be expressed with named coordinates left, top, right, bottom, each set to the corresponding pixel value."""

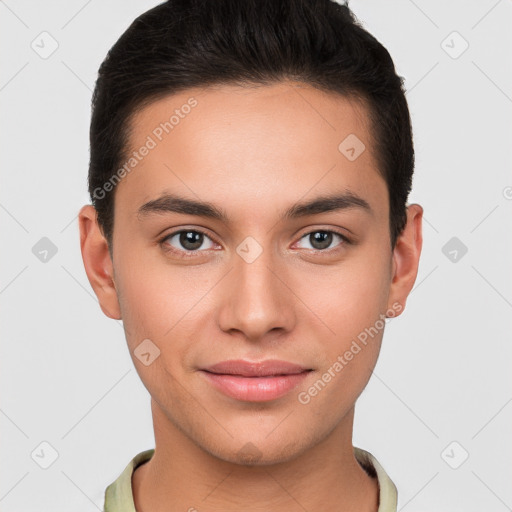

left=1, top=1, right=511, bottom=510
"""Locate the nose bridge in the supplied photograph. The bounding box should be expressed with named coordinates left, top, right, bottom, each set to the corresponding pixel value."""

left=219, top=236, right=294, bottom=340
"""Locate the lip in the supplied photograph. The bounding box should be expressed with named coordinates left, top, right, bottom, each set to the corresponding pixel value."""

left=200, top=359, right=313, bottom=402
left=203, top=359, right=310, bottom=377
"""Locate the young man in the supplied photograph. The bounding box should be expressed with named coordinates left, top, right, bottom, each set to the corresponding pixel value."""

left=79, top=0, right=422, bottom=510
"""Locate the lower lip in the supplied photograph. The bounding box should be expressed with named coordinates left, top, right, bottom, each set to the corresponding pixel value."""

left=200, top=370, right=311, bottom=402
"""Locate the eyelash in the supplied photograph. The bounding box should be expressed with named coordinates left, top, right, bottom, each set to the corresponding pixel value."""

left=158, top=228, right=351, bottom=258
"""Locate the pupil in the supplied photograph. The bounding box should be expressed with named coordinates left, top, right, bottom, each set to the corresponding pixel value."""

left=180, top=231, right=203, bottom=250
left=311, top=231, right=332, bottom=250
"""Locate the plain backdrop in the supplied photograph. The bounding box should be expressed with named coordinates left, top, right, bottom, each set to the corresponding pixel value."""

left=1, top=1, right=511, bottom=510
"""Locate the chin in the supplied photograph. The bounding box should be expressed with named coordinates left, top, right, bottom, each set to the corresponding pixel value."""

left=206, top=436, right=308, bottom=467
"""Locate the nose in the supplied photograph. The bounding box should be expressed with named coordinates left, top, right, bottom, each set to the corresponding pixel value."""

left=217, top=240, right=296, bottom=343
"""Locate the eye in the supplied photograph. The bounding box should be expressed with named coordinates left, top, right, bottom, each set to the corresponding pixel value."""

left=295, top=230, right=350, bottom=251
left=161, top=229, right=217, bottom=254
left=159, top=228, right=350, bottom=258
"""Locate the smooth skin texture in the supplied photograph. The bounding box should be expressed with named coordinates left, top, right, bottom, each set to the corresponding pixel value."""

left=79, top=81, right=423, bottom=512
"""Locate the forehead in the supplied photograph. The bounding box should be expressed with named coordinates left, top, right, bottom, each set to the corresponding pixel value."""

left=116, top=81, right=387, bottom=221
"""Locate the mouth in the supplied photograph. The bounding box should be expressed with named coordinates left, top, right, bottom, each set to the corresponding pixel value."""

left=199, top=359, right=313, bottom=402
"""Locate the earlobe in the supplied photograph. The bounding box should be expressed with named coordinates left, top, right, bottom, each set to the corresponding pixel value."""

left=78, top=205, right=122, bottom=320
left=387, top=203, right=423, bottom=315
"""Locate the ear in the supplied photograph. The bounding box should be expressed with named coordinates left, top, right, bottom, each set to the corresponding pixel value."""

left=78, top=205, right=121, bottom=320
left=387, top=203, right=423, bottom=316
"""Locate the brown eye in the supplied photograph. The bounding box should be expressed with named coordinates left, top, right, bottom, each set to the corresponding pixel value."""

left=162, top=230, right=216, bottom=252
left=310, top=231, right=332, bottom=250
left=296, top=230, right=349, bottom=251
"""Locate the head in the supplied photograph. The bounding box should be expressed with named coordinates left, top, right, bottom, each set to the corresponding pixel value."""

left=80, top=0, right=422, bottom=465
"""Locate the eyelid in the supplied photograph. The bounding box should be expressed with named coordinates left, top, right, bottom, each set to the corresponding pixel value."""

left=292, top=228, right=352, bottom=251
left=158, top=228, right=221, bottom=257
left=159, top=226, right=352, bottom=258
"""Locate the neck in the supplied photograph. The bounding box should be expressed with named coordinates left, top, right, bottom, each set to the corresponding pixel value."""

left=132, top=400, right=379, bottom=512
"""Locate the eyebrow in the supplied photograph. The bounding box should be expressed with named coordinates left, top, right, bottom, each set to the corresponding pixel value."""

left=137, top=191, right=372, bottom=222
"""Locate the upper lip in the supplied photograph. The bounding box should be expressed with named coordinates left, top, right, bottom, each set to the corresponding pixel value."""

left=202, top=359, right=312, bottom=377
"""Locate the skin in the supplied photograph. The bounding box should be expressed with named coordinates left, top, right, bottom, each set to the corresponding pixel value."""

left=79, top=81, right=423, bottom=512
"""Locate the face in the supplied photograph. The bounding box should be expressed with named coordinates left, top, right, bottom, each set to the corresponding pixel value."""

left=80, top=81, right=422, bottom=465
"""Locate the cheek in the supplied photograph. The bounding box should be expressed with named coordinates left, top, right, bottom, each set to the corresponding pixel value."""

left=296, top=262, right=389, bottom=415
left=298, top=248, right=391, bottom=404
left=114, top=251, right=214, bottom=364
left=113, top=253, right=176, bottom=345
left=113, top=262, right=195, bottom=402
left=302, top=249, right=391, bottom=337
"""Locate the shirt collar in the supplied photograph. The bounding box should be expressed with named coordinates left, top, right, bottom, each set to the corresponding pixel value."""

left=104, top=446, right=397, bottom=512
